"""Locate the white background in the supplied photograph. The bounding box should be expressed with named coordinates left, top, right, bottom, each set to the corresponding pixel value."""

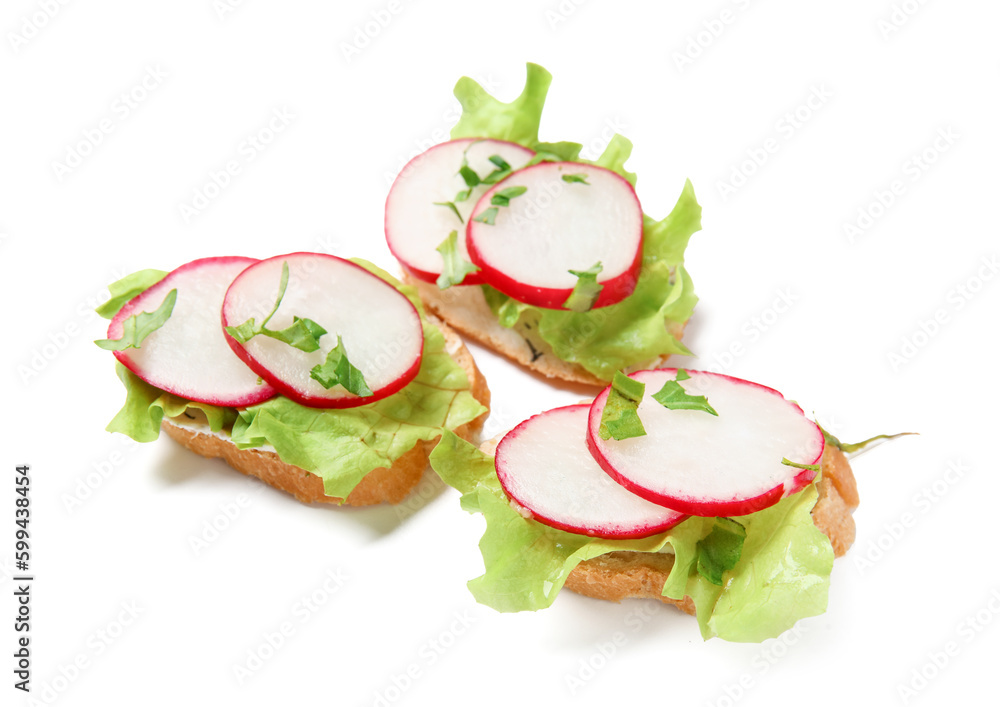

left=2, top=1, right=998, bottom=705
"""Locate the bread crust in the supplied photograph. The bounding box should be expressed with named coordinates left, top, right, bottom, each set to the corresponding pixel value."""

left=405, top=274, right=679, bottom=387
left=478, top=435, right=857, bottom=610
left=564, top=445, right=859, bottom=608
left=161, top=316, right=489, bottom=506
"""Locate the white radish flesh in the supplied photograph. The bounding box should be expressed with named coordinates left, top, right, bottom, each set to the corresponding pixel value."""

left=466, top=161, right=643, bottom=309
left=495, top=404, right=686, bottom=539
left=587, top=370, right=825, bottom=517
left=385, top=138, right=536, bottom=285
left=222, top=253, right=424, bottom=408
left=109, top=256, right=277, bottom=407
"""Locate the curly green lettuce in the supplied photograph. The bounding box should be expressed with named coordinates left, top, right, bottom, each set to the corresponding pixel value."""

left=100, top=261, right=487, bottom=502
left=96, top=269, right=170, bottom=320
left=429, top=431, right=834, bottom=643
left=449, top=63, right=701, bottom=380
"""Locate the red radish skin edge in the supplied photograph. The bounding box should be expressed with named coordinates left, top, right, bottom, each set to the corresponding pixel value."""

left=384, top=138, right=537, bottom=287
left=504, top=495, right=687, bottom=540
left=389, top=247, right=485, bottom=288
left=468, top=236, right=642, bottom=310
left=400, top=261, right=477, bottom=288
left=220, top=252, right=424, bottom=410
left=586, top=369, right=826, bottom=518
left=465, top=164, right=644, bottom=310
left=495, top=405, right=688, bottom=540
left=109, top=256, right=278, bottom=408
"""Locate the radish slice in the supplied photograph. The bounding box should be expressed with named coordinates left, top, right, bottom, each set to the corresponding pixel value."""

left=466, top=161, right=643, bottom=309
left=108, top=256, right=277, bottom=407
left=222, top=253, right=423, bottom=409
left=587, top=370, right=825, bottom=517
left=495, top=404, right=686, bottom=539
left=385, top=138, right=536, bottom=285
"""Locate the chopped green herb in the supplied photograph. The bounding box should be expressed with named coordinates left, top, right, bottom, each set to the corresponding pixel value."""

left=309, top=335, right=373, bottom=397
left=820, top=426, right=918, bottom=457
left=781, top=458, right=821, bottom=472
left=481, top=154, right=513, bottom=185
left=489, top=154, right=512, bottom=171
left=696, top=517, right=747, bottom=586
left=95, top=288, right=178, bottom=351
left=472, top=207, right=498, bottom=225
left=458, top=164, right=481, bottom=188
left=562, top=173, right=590, bottom=185
left=435, top=230, right=480, bottom=289
left=471, top=186, right=526, bottom=226
left=443, top=153, right=507, bottom=218
left=612, top=372, right=646, bottom=402
left=450, top=147, right=526, bottom=221
left=563, top=262, right=604, bottom=312
left=651, top=369, right=718, bottom=416
left=490, top=186, right=528, bottom=207
left=481, top=170, right=511, bottom=185
left=264, top=316, right=327, bottom=353
left=225, top=260, right=289, bottom=341
left=433, top=201, right=464, bottom=224
left=224, top=261, right=326, bottom=353
left=222, top=318, right=257, bottom=343
left=598, top=371, right=647, bottom=440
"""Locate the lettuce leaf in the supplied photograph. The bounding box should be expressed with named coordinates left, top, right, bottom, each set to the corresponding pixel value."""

left=451, top=63, right=552, bottom=146
left=107, top=362, right=237, bottom=442
left=430, top=432, right=834, bottom=642
left=592, top=133, right=637, bottom=187
left=230, top=319, right=486, bottom=500
left=99, top=271, right=238, bottom=441
left=701, top=486, right=833, bottom=642
left=101, top=261, right=487, bottom=501
left=451, top=64, right=635, bottom=185
left=96, top=269, right=169, bottom=320
left=449, top=65, right=702, bottom=381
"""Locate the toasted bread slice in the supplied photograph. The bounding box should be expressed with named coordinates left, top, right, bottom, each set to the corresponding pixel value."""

left=477, top=436, right=857, bottom=610
left=405, top=275, right=680, bottom=387
left=564, top=444, right=858, bottom=609
left=161, top=316, right=490, bottom=506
